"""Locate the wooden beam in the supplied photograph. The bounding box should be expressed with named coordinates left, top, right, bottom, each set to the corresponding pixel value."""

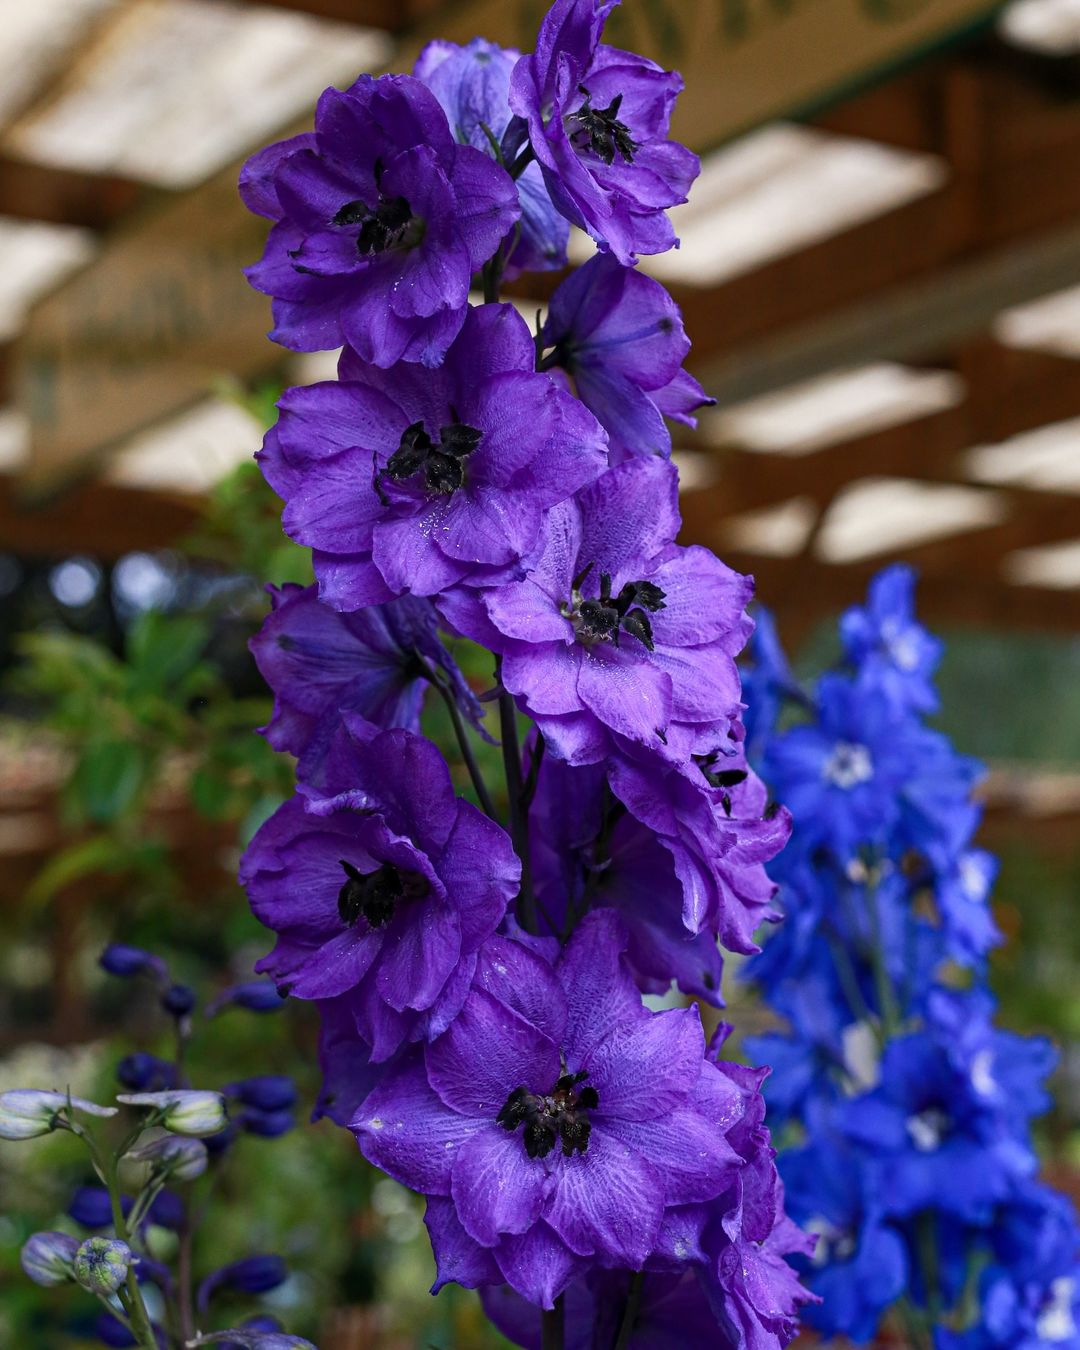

left=0, top=474, right=200, bottom=560
left=0, top=155, right=150, bottom=231
left=227, top=0, right=441, bottom=31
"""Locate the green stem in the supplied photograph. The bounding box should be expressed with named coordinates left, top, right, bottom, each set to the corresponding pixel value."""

left=542, top=1295, right=565, bottom=1350
left=83, top=1132, right=159, bottom=1350
left=420, top=656, right=497, bottom=819
left=612, top=1272, right=643, bottom=1350
left=499, top=691, right=538, bottom=933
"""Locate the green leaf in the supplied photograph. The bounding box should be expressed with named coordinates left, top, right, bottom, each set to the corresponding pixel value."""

left=127, top=610, right=209, bottom=692
left=69, top=738, right=146, bottom=823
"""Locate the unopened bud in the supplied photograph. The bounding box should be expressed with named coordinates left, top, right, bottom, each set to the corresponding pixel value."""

left=0, top=1090, right=116, bottom=1140
left=73, top=1237, right=132, bottom=1294
left=126, top=1132, right=208, bottom=1182
left=117, top=1090, right=227, bottom=1137
left=21, top=1231, right=79, bottom=1286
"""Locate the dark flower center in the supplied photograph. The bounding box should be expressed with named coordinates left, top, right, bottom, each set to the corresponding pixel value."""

left=566, top=87, right=638, bottom=166
left=497, top=1070, right=599, bottom=1159
left=381, top=419, right=483, bottom=497
left=337, top=860, right=428, bottom=929
left=332, top=194, right=425, bottom=256
left=563, top=564, right=666, bottom=651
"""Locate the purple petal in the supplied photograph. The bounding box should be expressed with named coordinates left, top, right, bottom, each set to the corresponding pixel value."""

left=545, top=1125, right=664, bottom=1265
left=451, top=1124, right=552, bottom=1244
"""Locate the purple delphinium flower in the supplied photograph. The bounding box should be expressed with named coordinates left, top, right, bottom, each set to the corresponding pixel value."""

left=240, top=73, right=518, bottom=364
left=839, top=563, right=942, bottom=715
left=258, top=304, right=608, bottom=610
left=508, top=0, right=699, bottom=263
left=454, top=456, right=751, bottom=772
left=482, top=1268, right=735, bottom=1348
left=530, top=751, right=785, bottom=1000
left=356, top=912, right=745, bottom=1308
left=251, top=583, right=486, bottom=784
left=240, top=716, right=519, bottom=1060
left=540, top=252, right=712, bottom=463
left=413, top=38, right=569, bottom=276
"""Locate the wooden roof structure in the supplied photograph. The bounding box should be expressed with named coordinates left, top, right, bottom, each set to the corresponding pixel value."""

left=1, top=0, right=1080, bottom=643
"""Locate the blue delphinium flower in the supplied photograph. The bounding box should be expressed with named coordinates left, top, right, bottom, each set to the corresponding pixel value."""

left=745, top=567, right=1078, bottom=1348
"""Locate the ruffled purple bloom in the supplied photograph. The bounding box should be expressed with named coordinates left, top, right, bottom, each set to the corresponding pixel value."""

left=508, top=0, right=699, bottom=263
left=414, top=38, right=568, bottom=276
left=240, top=73, right=518, bottom=364
left=251, top=583, right=485, bottom=783
left=541, top=253, right=711, bottom=462
left=453, top=456, right=751, bottom=772
left=259, top=304, right=608, bottom=610
left=356, top=912, right=747, bottom=1308
left=530, top=751, right=785, bottom=999
left=240, top=717, right=518, bottom=1060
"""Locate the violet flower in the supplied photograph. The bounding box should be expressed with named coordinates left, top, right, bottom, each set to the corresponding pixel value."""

left=541, top=252, right=712, bottom=462
left=461, top=456, right=752, bottom=772
left=251, top=583, right=485, bottom=784
left=240, top=73, right=519, bottom=364
left=240, top=716, right=519, bottom=1060
left=258, top=304, right=608, bottom=610
left=356, top=912, right=745, bottom=1307
left=414, top=37, right=569, bottom=276
left=508, top=0, right=699, bottom=263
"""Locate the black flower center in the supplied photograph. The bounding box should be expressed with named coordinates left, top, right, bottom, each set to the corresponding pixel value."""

left=332, top=193, right=424, bottom=256
left=563, top=564, right=666, bottom=651
left=337, top=860, right=428, bottom=929
left=381, top=419, right=483, bottom=497
left=497, top=1070, right=599, bottom=1159
left=566, top=87, right=638, bottom=166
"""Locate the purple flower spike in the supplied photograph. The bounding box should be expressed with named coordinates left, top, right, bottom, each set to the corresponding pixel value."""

left=542, top=253, right=712, bottom=463
left=251, top=583, right=486, bottom=784
left=414, top=38, right=569, bottom=276
left=240, top=73, right=519, bottom=364
left=465, top=456, right=752, bottom=773
left=241, top=717, right=519, bottom=1060
left=508, top=0, right=699, bottom=264
left=356, top=912, right=746, bottom=1308
left=258, top=304, right=608, bottom=610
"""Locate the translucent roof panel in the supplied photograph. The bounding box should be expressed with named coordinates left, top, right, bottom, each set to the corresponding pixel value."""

left=999, top=0, right=1080, bottom=54
left=720, top=498, right=816, bottom=557
left=994, top=283, right=1080, bottom=358
left=1004, top=539, right=1080, bottom=588
left=105, top=398, right=264, bottom=493
left=635, top=124, right=946, bottom=288
left=966, top=418, right=1080, bottom=493
left=8, top=0, right=392, bottom=189
left=699, top=364, right=964, bottom=455
left=0, top=0, right=119, bottom=126
left=0, top=216, right=96, bottom=340
left=817, top=477, right=1006, bottom=563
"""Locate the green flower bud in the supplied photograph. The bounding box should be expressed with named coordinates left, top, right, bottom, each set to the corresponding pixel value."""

left=73, top=1237, right=132, bottom=1295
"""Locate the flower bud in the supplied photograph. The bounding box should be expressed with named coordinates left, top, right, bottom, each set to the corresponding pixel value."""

left=126, top=1132, right=208, bottom=1182
left=100, top=944, right=167, bottom=980
left=198, top=1254, right=288, bottom=1311
left=208, top=980, right=286, bottom=1014
left=73, top=1236, right=132, bottom=1294
left=20, top=1231, right=79, bottom=1286
left=0, top=1089, right=116, bottom=1140
left=226, top=1076, right=297, bottom=1112
left=117, top=1090, right=227, bottom=1137
left=238, top=1107, right=295, bottom=1139
left=68, top=1186, right=120, bottom=1229
left=161, top=983, right=196, bottom=1018
left=117, top=1053, right=178, bottom=1093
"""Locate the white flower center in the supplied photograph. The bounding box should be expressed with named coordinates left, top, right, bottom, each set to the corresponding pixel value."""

left=822, top=741, right=873, bottom=789
left=881, top=618, right=920, bottom=671
left=806, top=1215, right=856, bottom=1266
left=905, top=1107, right=949, bottom=1152
left=970, top=1048, right=996, bottom=1098
left=1037, top=1278, right=1077, bottom=1342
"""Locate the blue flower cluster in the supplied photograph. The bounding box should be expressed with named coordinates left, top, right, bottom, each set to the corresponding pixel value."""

left=744, top=566, right=1080, bottom=1349
left=235, top=2, right=815, bottom=1344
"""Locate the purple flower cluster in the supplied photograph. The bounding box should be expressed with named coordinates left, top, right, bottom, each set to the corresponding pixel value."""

left=744, top=567, right=1080, bottom=1348
left=240, top=3, right=808, bottom=1343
